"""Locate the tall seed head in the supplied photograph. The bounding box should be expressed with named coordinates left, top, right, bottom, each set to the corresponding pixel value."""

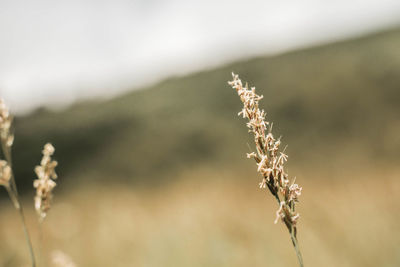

left=228, top=73, right=302, bottom=226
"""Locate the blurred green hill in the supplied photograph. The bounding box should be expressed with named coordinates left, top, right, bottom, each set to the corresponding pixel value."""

left=10, top=27, right=400, bottom=191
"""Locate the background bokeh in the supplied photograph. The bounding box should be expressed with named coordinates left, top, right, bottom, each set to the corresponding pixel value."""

left=0, top=1, right=400, bottom=266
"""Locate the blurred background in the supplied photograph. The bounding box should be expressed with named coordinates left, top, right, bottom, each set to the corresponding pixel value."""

left=1, top=0, right=400, bottom=266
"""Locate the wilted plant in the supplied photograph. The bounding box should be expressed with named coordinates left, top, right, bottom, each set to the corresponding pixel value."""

left=0, top=99, right=36, bottom=267
left=228, top=73, right=304, bottom=266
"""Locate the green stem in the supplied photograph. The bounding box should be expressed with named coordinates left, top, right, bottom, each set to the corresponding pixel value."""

left=267, top=186, right=303, bottom=266
left=289, top=227, right=304, bottom=267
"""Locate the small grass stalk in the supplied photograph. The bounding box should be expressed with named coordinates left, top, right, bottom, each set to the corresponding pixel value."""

left=0, top=99, right=36, bottom=267
left=228, top=73, right=304, bottom=267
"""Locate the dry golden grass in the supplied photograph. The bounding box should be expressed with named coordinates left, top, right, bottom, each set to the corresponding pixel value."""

left=229, top=73, right=303, bottom=265
left=0, top=164, right=399, bottom=267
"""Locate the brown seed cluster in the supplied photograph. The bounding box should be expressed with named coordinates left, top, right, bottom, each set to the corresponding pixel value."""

left=228, top=73, right=302, bottom=227
left=34, top=143, right=58, bottom=221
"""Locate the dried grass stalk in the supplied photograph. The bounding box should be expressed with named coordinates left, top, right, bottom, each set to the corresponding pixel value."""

left=0, top=99, right=36, bottom=267
left=228, top=73, right=304, bottom=266
left=34, top=143, right=58, bottom=222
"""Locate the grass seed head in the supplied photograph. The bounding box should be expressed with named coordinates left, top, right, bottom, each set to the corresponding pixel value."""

left=228, top=73, right=302, bottom=227
left=34, top=143, right=58, bottom=221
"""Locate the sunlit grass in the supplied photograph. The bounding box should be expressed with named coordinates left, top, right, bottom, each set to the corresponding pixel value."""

left=0, top=165, right=398, bottom=267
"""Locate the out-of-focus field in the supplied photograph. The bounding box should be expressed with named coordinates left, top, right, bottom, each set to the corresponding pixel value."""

left=10, top=27, right=400, bottom=189
left=0, top=165, right=399, bottom=266
left=1, top=27, right=400, bottom=266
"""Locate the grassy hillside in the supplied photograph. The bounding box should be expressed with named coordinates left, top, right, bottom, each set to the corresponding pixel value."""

left=9, top=27, right=400, bottom=191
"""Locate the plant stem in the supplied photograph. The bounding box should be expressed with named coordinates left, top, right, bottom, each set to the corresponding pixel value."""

left=18, top=203, right=36, bottom=267
left=267, top=187, right=304, bottom=266
left=2, top=141, right=36, bottom=267
left=289, top=227, right=304, bottom=267
left=5, top=186, right=36, bottom=267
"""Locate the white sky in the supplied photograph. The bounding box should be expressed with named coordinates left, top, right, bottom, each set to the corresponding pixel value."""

left=1, top=0, right=400, bottom=113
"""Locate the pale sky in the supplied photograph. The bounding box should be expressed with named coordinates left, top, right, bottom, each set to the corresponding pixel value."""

left=1, top=0, right=400, bottom=113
